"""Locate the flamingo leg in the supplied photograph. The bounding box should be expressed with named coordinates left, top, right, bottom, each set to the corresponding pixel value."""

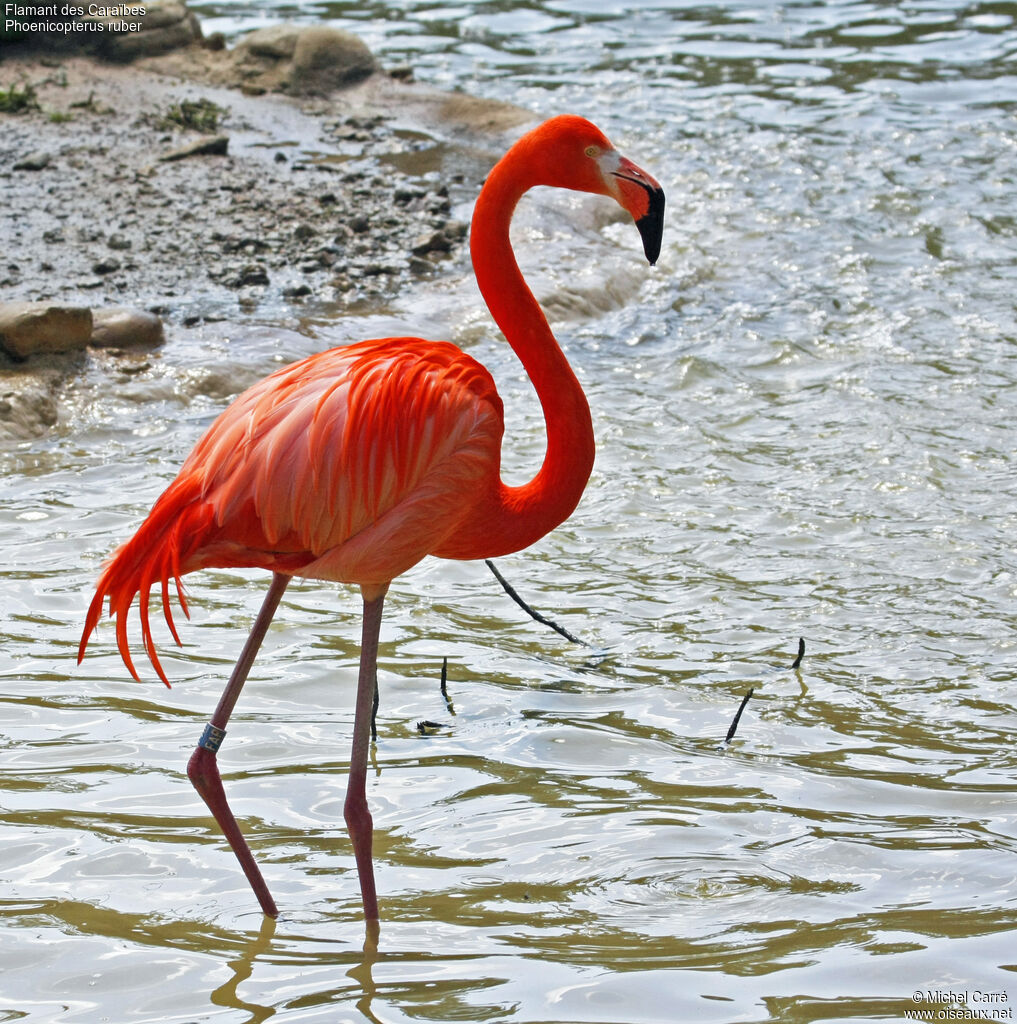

left=187, top=571, right=291, bottom=918
left=345, top=586, right=387, bottom=925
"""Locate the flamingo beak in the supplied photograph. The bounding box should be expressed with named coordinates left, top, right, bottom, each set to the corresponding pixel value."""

left=635, top=188, right=665, bottom=266
left=611, top=156, right=665, bottom=266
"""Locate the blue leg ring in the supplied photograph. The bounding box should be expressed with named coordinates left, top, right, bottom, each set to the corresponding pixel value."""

left=198, top=723, right=227, bottom=753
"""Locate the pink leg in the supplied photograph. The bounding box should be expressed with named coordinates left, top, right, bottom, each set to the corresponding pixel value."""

left=344, top=586, right=387, bottom=925
left=187, top=571, right=290, bottom=918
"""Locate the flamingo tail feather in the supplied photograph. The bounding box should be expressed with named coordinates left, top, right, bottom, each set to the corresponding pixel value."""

left=78, top=488, right=210, bottom=687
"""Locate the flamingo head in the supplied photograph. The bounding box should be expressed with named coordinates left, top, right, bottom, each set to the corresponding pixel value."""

left=523, top=115, right=666, bottom=266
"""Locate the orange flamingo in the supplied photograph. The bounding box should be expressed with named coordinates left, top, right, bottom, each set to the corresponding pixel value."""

left=78, top=115, right=664, bottom=925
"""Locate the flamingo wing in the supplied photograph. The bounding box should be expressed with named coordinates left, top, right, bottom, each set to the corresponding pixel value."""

left=192, top=336, right=505, bottom=580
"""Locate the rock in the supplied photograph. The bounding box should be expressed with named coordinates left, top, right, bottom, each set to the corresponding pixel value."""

left=232, top=25, right=376, bottom=96
left=90, top=308, right=165, bottom=349
left=411, top=229, right=451, bottom=256
left=394, top=185, right=426, bottom=205
left=92, top=1, right=204, bottom=62
left=106, top=17, right=202, bottom=62
left=237, top=25, right=302, bottom=61
left=0, top=302, right=92, bottom=359
left=13, top=151, right=50, bottom=171
left=159, top=135, right=229, bottom=161
left=290, top=27, right=376, bottom=94
left=0, top=378, right=59, bottom=440
left=227, top=264, right=269, bottom=288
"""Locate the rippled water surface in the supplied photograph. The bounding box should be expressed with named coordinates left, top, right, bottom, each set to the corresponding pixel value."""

left=4, top=1, right=1017, bottom=1021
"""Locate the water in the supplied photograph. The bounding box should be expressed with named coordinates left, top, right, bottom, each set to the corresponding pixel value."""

left=3, top=1, right=1017, bottom=1021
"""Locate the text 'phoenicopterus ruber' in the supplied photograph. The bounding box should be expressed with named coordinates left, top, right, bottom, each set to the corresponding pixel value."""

left=79, top=115, right=665, bottom=928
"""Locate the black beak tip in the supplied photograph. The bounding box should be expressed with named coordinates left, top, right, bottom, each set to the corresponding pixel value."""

left=636, top=187, right=665, bottom=267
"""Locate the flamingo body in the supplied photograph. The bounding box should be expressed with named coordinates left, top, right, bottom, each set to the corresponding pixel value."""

left=78, top=114, right=665, bottom=925
left=83, top=337, right=508, bottom=683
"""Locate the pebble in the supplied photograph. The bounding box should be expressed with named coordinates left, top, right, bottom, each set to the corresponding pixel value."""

left=232, top=265, right=270, bottom=288
left=412, top=230, right=452, bottom=256
left=13, top=151, right=51, bottom=172
left=158, top=135, right=230, bottom=162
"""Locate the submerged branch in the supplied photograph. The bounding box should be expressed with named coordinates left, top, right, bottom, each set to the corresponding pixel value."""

left=724, top=688, right=754, bottom=745
left=485, top=559, right=586, bottom=646
left=790, top=637, right=805, bottom=670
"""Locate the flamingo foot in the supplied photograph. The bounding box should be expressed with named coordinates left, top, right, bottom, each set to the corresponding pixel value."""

left=187, top=737, right=279, bottom=918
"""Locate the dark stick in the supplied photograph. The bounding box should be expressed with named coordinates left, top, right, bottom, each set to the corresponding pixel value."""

left=724, top=688, right=754, bottom=745
left=440, top=656, right=454, bottom=714
left=790, top=637, right=805, bottom=670
left=485, top=559, right=586, bottom=646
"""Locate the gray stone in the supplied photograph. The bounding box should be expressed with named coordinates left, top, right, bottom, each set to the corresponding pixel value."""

left=232, top=25, right=376, bottom=96
left=89, top=1, right=203, bottom=61
left=159, top=135, right=229, bottom=161
left=0, top=379, right=59, bottom=440
left=0, top=302, right=92, bottom=359
left=236, top=25, right=302, bottom=60
left=90, top=308, right=165, bottom=349
left=289, top=27, right=376, bottom=93
left=105, top=16, right=202, bottom=61
left=13, top=151, right=51, bottom=171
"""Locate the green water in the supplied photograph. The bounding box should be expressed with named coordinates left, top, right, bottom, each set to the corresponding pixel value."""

left=3, top=1, right=1017, bottom=1021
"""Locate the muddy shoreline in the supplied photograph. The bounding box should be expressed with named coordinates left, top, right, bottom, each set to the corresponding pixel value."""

left=0, top=33, right=535, bottom=437
left=1, top=46, right=532, bottom=321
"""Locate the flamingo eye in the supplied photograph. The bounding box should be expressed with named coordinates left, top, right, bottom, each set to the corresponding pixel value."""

left=585, top=145, right=599, bottom=158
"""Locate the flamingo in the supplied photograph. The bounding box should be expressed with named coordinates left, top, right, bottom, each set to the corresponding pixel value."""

left=78, top=115, right=664, bottom=926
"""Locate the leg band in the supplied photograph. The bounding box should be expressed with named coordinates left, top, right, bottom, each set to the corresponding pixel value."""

left=198, top=723, right=227, bottom=752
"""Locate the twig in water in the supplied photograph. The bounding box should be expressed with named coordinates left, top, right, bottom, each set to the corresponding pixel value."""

left=790, top=637, right=805, bottom=670
left=416, top=720, right=444, bottom=734
left=724, top=688, right=754, bottom=745
left=440, top=656, right=454, bottom=714
left=485, top=559, right=586, bottom=645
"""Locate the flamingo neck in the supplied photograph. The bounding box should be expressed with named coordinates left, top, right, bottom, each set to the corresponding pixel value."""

left=464, top=148, right=595, bottom=556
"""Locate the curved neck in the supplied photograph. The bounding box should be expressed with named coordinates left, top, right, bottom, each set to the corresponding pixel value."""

left=464, top=148, right=595, bottom=556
